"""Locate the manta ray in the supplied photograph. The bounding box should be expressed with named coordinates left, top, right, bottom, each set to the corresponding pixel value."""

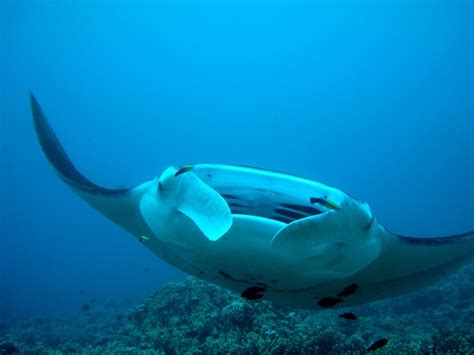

left=30, top=92, right=473, bottom=310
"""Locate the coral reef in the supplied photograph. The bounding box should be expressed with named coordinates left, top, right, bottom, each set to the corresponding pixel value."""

left=1, top=265, right=473, bottom=354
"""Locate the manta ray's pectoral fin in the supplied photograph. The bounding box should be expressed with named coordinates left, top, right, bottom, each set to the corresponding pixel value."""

left=377, top=229, right=474, bottom=290
left=30, top=92, right=152, bottom=238
left=271, top=202, right=381, bottom=279
left=352, top=228, right=474, bottom=300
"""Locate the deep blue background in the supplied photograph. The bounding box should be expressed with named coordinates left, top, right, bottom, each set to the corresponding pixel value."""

left=1, top=1, right=472, bottom=322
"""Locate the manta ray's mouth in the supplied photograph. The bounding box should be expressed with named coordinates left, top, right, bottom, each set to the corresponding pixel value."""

left=188, top=163, right=344, bottom=225
left=218, top=192, right=338, bottom=224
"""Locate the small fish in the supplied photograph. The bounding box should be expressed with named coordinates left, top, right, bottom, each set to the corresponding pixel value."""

left=241, top=286, right=266, bottom=300
left=139, top=235, right=149, bottom=243
left=79, top=289, right=85, bottom=294
left=144, top=267, right=150, bottom=272
left=310, top=196, right=340, bottom=210
left=339, top=312, right=357, bottom=320
left=368, top=338, right=389, bottom=352
left=90, top=298, right=96, bottom=303
left=317, top=297, right=343, bottom=308
left=116, top=314, right=123, bottom=321
left=82, top=304, right=90, bottom=311
left=337, top=283, right=359, bottom=297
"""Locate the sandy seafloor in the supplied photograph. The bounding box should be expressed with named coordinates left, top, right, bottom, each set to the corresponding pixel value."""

left=1, top=265, right=473, bottom=354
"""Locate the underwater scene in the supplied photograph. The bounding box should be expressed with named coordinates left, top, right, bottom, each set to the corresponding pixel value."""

left=1, top=0, right=473, bottom=354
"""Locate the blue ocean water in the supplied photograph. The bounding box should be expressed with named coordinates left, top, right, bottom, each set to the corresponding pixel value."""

left=0, top=0, right=472, bottom=327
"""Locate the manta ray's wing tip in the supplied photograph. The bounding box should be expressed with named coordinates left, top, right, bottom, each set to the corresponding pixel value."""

left=29, top=90, right=41, bottom=120
left=28, top=92, right=123, bottom=195
left=29, top=90, right=41, bottom=114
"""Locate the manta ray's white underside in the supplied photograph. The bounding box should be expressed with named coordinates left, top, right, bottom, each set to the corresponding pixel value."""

left=30, top=92, right=474, bottom=310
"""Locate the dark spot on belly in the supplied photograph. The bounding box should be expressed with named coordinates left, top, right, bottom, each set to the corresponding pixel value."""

left=241, top=286, right=266, bottom=300
left=337, top=283, right=359, bottom=297
left=318, top=297, right=343, bottom=308
left=219, top=270, right=235, bottom=280
left=271, top=280, right=277, bottom=283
